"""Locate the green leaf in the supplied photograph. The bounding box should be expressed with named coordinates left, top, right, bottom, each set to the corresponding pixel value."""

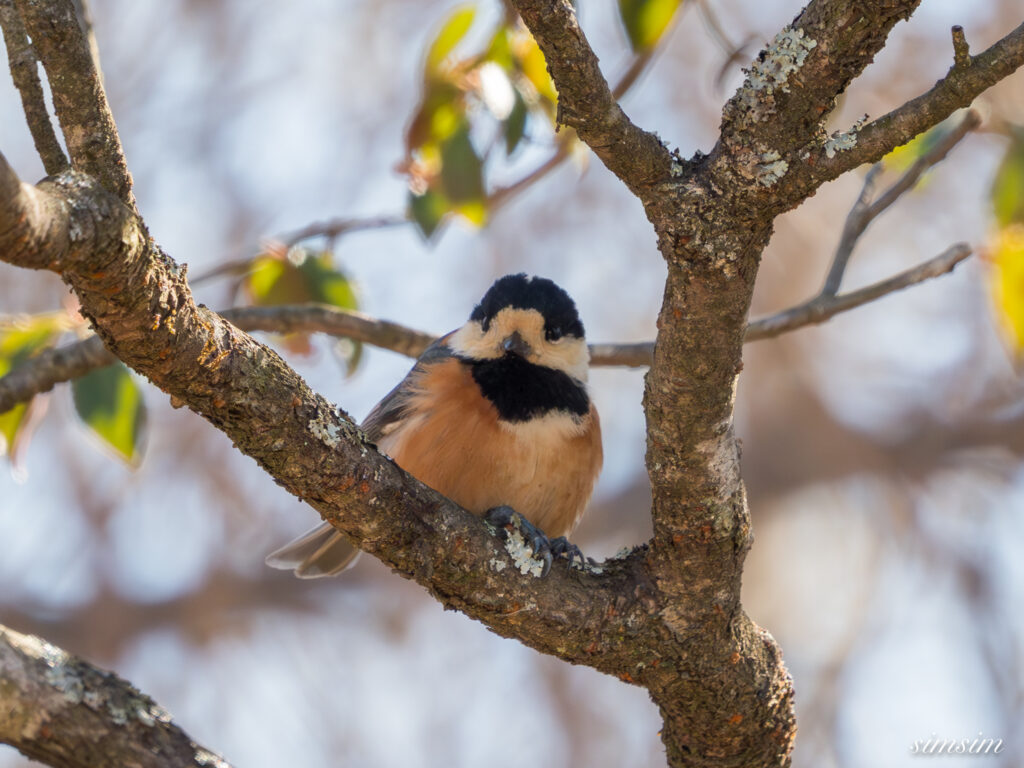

left=0, top=314, right=66, bottom=372
left=406, top=81, right=463, bottom=152
left=72, top=363, right=146, bottom=465
left=883, top=122, right=950, bottom=173
left=299, top=254, right=358, bottom=310
left=409, top=187, right=448, bottom=240
left=1, top=313, right=67, bottom=462
left=439, top=124, right=485, bottom=205
left=245, top=251, right=357, bottom=311
left=992, top=134, right=1024, bottom=228
left=247, top=257, right=296, bottom=304
left=504, top=88, right=529, bottom=155
left=426, top=3, right=476, bottom=74
left=618, top=0, right=683, bottom=52
left=485, top=24, right=514, bottom=70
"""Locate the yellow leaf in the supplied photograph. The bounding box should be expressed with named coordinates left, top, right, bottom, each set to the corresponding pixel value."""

left=426, top=4, right=476, bottom=75
left=618, top=0, right=683, bottom=52
left=514, top=31, right=557, bottom=106
left=990, top=224, right=1024, bottom=358
left=456, top=200, right=487, bottom=227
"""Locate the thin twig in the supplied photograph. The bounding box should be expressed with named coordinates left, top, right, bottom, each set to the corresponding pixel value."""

left=823, top=163, right=883, bottom=296
left=222, top=305, right=436, bottom=358
left=279, top=214, right=408, bottom=248
left=488, top=140, right=572, bottom=210
left=822, top=109, right=980, bottom=295
left=0, top=0, right=69, bottom=174
left=952, top=25, right=971, bottom=70
left=612, top=49, right=654, bottom=100
left=0, top=242, right=974, bottom=412
left=748, top=243, right=973, bottom=342
left=285, top=41, right=667, bottom=246
left=864, top=109, right=980, bottom=220
left=695, top=0, right=736, bottom=56
left=695, top=0, right=757, bottom=90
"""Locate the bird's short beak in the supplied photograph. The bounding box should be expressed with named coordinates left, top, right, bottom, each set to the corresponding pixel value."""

left=502, top=330, right=533, bottom=359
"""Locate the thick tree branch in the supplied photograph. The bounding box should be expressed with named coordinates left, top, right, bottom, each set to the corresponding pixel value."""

left=507, top=1, right=1020, bottom=763
left=13, top=0, right=133, bottom=207
left=719, top=0, right=921, bottom=163
left=0, top=624, right=231, bottom=768
left=0, top=153, right=658, bottom=679
left=0, top=0, right=68, bottom=175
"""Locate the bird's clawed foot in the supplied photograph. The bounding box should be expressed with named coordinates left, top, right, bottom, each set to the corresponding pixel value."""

left=485, top=505, right=584, bottom=577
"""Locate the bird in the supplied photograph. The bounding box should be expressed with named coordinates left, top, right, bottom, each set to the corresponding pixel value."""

left=266, top=273, right=603, bottom=578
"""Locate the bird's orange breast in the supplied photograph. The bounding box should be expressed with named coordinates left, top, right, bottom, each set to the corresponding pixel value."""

left=376, top=358, right=602, bottom=539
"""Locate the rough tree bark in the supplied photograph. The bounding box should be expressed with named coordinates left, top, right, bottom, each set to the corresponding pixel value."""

left=1, top=0, right=1022, bottom=766
left=0, top=625, right=230, bottom=768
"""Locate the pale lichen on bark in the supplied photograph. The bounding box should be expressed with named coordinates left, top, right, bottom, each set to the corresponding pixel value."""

left=756, top=149, right=789, bottom=186
left=730, top=26, right=818, bottom=124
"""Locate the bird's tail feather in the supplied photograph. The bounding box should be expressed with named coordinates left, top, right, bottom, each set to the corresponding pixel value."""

left=265, top=522, right=361, bottom=578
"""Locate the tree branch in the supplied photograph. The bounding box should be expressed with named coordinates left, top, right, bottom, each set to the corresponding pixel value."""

left=0, top=0, right=68, bottom=175
left=278, top=213, right=408, bottom=248
left=823, top=109, right=980, bottom=296
left=0, top=152, right=657, bottom=678
left=0, top=624, right=232, bottom=768
left=0, top=334, right=106, bottom=413
left=70, top=0, right=102, bottom=81
left=503, top=2, right=1019, bottom=761
left=717, top=0, right=921, bottom=184
left=3, top=247, right=974, bottom=415
left=747, top=243, right=973, bottom=341
left=13, top=0, right=133, bottom=207
left=804, top=20, right=1024, bottom=186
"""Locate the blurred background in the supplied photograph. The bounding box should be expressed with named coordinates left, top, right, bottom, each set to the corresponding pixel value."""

left=1, top=0, right=1023, bottom=766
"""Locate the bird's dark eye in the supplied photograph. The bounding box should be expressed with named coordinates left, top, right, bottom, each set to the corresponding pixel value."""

left=545, top=326, right=563, bottom=341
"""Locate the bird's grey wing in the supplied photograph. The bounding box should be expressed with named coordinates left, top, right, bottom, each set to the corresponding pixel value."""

left=360, top=333, right=455, bottom=442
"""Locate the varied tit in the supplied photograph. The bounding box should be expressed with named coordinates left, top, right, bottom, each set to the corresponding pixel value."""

left=266, top=273, right=603, bottom=578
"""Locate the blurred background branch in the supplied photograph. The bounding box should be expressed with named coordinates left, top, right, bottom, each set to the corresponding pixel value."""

left=0, top=238, right=979, bottom=413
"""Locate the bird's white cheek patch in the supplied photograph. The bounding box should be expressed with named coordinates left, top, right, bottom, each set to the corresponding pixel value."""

left=538, top=340, right=590, bottom=383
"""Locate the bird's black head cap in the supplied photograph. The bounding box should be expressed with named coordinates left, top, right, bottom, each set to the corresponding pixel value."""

left=470, top=273, right=584, bottom=341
